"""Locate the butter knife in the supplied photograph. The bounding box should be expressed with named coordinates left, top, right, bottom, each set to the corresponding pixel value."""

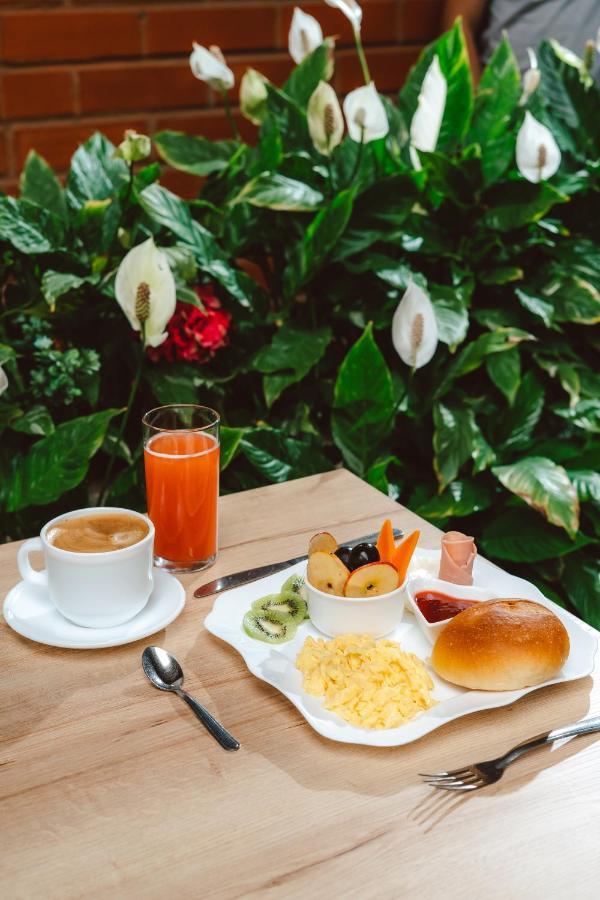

left=194, top=528, right=403, bottom=598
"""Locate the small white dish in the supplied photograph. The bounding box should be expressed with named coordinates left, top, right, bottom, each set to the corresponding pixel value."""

left=405, top=575, right=499, bottom=643
left=304, top=565, right=405, bottom=638
left=204, top=548, right=598, bottom=747
left=3, top=567, right=185, bottom=649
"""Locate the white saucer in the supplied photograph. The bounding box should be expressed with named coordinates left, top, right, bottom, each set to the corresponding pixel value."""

left=3, top=567, right=185, bottom=649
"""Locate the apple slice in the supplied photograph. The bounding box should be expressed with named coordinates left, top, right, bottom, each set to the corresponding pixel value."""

left=308, top=531, right=338, bottom=556
left=344, top=562, right=399, bottom=598
left=307, top=551, right=348, bottom=595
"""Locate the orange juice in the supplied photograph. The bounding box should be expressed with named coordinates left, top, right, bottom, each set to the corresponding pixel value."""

left=144, top=431, right=219, bottom=564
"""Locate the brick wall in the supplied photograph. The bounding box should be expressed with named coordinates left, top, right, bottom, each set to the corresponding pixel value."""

left=0, top=0, right=443, bottom=195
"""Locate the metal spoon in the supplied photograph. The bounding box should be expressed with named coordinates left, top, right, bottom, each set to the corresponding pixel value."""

left=142, top=646, right=240, bottom=751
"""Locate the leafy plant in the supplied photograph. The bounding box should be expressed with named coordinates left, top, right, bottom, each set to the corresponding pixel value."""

left=0, top=20, right=598, bottom=626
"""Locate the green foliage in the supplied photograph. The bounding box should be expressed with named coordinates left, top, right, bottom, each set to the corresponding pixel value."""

left=0, top=25, right=598, bottom=624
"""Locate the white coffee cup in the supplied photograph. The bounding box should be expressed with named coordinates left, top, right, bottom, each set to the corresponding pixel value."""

left=17, top=507, right=155, bottom=628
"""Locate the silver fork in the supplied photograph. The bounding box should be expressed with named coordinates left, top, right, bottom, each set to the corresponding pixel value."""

left=421, top=714, right=600, bottom=791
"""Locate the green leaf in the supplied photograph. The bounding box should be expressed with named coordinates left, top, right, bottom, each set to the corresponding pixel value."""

left=20, top=150, right=67, bottom=222
left=220, top=426, right=246, bottom=470
left=66, top=132, right=128, bottom=208
left=232, top=172, right=323, bottom=211
left=486, top=346, right=521, bottom=405
left=480, top=266, right=523, bottom=285
left=364, top=455, right=401, bottom=495
left=433, top=403, right=494, bottom=489
left=498, top=370, right=544, bottom=449
left=284, top=188, right=354, bottom=297
left=569, top=470, right=600, bottom=505
left=9, top=405, right=54, bottom=437
left=154, top=131, right=237, bottom=176
left=144, top=364, right=218, bottom=406
left=563, top=556, right=600, bottom=628
left=332, top=323, right=395, bottom=475
left=0, top=196, right=62, bottom=254
left=550, top=276, right=600, bottom=325
left=240, top=428, right=331, bottom=483
left=284, top=40, right=333, bottom=106
left=415, top=479, right=495, bottom=519
left=438, top=327, right=533, bottom=394
left=482, top=181, right=568, bottom=231
left=41, top=271, right=88, bottom=311
left=554, top=400, right=600, bottom=433
left=469, top=37, right=520, bottom=184
left=332, top=175, right=417, bottom=260
left=493, top=456, right=579, bottom=537
left=430, top=286, right=469, bottom=347
left=481, top=508, right=592, bottom=562
left=253, top=325, right=332, bottom=407
left=5, top=409, right=119, bottom=513
left=515, top=287, right=555, bottom=327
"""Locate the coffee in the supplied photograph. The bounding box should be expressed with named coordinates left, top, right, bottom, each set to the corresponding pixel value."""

left=47, top=512, right=149, bottom=554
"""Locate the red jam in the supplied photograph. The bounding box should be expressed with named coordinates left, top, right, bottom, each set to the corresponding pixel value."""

left=415, top=591, right=480, bottom=624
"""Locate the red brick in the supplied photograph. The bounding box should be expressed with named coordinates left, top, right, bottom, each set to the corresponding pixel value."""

left=79, top=61, right=208, bottom=115
left=0, top=9, right=142, bottom=63
left=227, top=53, right=292, bottom=87
left=12, top=117, right=147, bottom=171
left=0, top=129, right=7, bottom=176
left=0, top=177, right=19, bottom=196
left=335, top=45, right=421, bottom=94
left=146, top=3, right=277, bottom=55
left=3, top=70, right=74, bottom=119
left=154, top=108, right=256, bottom=143
left=277, top=0, right=396, bottom=47
left=397, top=0, right=443, bottom=41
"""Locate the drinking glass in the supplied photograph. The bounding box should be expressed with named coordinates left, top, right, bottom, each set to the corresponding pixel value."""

left=143, top=404, right=220, bottom=573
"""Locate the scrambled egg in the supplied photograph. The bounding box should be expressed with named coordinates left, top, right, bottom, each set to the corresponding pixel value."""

left=296, top=634, right=435, bottom=730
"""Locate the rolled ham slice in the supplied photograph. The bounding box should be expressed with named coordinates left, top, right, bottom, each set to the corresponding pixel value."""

left=438, top=531, right=476, bottom=585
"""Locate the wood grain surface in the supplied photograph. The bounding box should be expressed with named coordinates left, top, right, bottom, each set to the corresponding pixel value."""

left=1, top=469, right=599, bottom=899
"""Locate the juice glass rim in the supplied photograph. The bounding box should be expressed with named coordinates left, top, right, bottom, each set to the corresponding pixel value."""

left=142, top=404, right=220, bottom=434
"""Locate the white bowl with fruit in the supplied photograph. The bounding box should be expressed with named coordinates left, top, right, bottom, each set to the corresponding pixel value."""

left=304, top=522, right=420, bottom=638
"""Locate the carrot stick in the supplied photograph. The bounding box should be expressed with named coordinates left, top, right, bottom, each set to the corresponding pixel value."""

left=392, top=530, right=420, bottom=583
left=376, top=518, right=395, bottom=563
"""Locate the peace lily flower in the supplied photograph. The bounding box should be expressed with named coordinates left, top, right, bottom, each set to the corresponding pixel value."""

left=189, top=42, right=234, bottom=91
left=325, top=1, right=370, bottom=83
left=240, top=68, right=269, bottom=125
left=307, top=81, right=344, bottom=155
left=391, top=282, right=438, bottom=369
left=115, top=129, right=151, bottom=164
left=519, top=47, right=540, bottom=106
left=288, top=7, right=323, bottom=65
left=115, top=237, right=176, bottom=348
left=343, top=82, right=388, bottom=142
left=0, top=365, right=8, bottom=396
left=409, top=55, right=447, bottom=170
left=515, top=111, right=561, bottom=183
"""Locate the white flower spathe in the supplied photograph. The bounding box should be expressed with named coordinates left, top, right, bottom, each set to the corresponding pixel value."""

left=516, top=111, right=561, bottom=183
left=324, top=0, right=362, bottom=31
left=0, top=365, right=8, bottom=397
left=115, top=237, right=176, bottom=348
left=391, top=281, right=438, bottom=369
left=409, top=55, right=447, bottom=170
left=240, top=68, right=269, bottom=124
left=307, top=81, right=344, bottom=155
left=343, top=82, right=389, bottom=142
left=189, top=43, right=234, bottom=91
left=520, top=67, right=541, bottom=105
left=289, top=7, right=323, bottom=64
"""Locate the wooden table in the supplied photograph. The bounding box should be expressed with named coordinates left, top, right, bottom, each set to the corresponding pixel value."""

left=2, top=469, right=599, bottom=899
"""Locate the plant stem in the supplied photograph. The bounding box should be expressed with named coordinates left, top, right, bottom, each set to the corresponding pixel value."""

left=98, top=336, right=144, bottom=506
left=354, top=27, right=371, bottom=85
left=347, top=128, right=365, bottom=188
left=221, top=89, right=241, bottom=140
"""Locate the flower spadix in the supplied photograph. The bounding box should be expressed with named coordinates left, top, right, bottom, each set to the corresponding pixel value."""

left=115, top=237, right=176, bottom=348
left=516, top=111, right=561, bottom=183
left=189, top=43, right=234, bottom=91
left=289, top=7, right=323, bottom=64
left=409, top=55, right=447, bottom=170
left=392, top=282, right=438, bottom=369
left=343, top=82, right=388, bottom=142
left=308, top=81, right=344, bottom=155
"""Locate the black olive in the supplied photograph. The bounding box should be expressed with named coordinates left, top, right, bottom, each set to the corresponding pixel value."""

left=350, top=542, right=380, bottom=569
left=335, top=546, right=353, bottom=569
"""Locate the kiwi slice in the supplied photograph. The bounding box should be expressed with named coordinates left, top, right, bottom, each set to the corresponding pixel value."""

left=252, top=591, right=307, bottom=624
left=243, top=609, right=297, bottom=644
left=281, top=574, right=304, bottom=596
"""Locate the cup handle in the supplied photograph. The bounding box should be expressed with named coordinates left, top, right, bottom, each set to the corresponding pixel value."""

left=17, top=538, right=48, bottom=589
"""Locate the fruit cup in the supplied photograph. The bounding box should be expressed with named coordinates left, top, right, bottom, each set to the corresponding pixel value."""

left=304, top=566, right=406, bottom=638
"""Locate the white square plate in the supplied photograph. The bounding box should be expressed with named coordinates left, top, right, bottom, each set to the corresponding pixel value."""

left=204, top=549, right=598, bottom=746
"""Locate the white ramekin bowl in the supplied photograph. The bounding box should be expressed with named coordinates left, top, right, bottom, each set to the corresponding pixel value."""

left=304, top=565, right=406, bottom=638
left=405, top=575, right=499, bottom=643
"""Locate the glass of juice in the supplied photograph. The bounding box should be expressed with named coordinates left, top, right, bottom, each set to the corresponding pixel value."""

left=142, top=404, right=220, bottom=573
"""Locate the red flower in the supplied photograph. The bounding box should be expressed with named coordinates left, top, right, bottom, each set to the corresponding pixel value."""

left=148, top=285, right=231, bottom=364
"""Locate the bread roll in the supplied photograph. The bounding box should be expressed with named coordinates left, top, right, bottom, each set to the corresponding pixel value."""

left=431, top=599, right=570, bottom=691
